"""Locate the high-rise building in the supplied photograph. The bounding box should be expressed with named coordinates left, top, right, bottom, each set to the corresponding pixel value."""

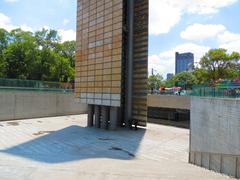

left=167, top=73, right=174, bottom=80
left=75, top=0, right=149, bottom=129
left=175, top=52, right=194, bottom=74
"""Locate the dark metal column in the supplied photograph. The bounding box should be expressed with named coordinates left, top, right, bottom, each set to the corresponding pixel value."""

left=125, top=0, right=134, bottom=128
left=87, top=105, right=94, bottom=127
left=101, top=106, right=109, bottom=129
left=109, top=107, right=118, bottom=130
left=94, top=105, right=100, bottom=128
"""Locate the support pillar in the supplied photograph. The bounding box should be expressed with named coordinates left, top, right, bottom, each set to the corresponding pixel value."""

left=94, top=105, right=100, bottom=128
left=87, top=105, right=94, bottom=127
left=101, top=106, right=109, bottom=129
left=109, top=107, right=118, bottom=130
left=125, top=0, right=134, bottom=128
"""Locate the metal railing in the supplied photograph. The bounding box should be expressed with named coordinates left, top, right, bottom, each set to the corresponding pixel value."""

left=191, top=82, right=240, bottom=98
left=0, top=78, right=74, bottom=93
left=148, top=80, right=240, bottom=98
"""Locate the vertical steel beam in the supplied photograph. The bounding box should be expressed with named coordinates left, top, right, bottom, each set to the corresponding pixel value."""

left=125, top=0, right=134, bottom=128
left=109, top=107, right=118, bottom=130
left=101, top=106, right=109, bottom=129
left=87, top=105, right=94, bottom=127
left=94, top=105, right=100, bottom=128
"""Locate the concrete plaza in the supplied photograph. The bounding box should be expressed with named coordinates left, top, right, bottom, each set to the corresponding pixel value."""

left=0, top=115, right=231, bottom=179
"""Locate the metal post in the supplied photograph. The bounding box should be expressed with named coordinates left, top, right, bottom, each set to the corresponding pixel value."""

left=94, top=105, right=100, bottom=128
left=125, top=0, right=134, bottom=128
left=87, top=105, right=94, bottom=127
left=101, top=106, right=108, bottom=129
left=109, top=107, right=118, bottom=130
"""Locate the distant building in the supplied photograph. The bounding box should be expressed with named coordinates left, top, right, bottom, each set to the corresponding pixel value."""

left=167, top=73, right=174, bottom=80
left=175, top=52, right=194, bottom=74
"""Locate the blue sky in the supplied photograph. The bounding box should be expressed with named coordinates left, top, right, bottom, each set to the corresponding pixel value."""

left=1, top=0, right=240, bottom=78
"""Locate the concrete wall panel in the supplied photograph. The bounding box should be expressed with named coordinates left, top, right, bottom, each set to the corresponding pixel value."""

left=189, top=152, right=195, bottom=164
left=195, top=152, right=202, bottom=167
left=222, top=155, right=236, bottom=177
left=190, top=97, right=240, bottom=155
left=0, top=91, right=87, bottom=121
left=202, top=153, right=210, bottom=169
left=190, top=97, right=240, bottom=178
left=0, top=93, right=15, bottom=120
left=209, top=154, right=221, bottom=172
left=237, top=158, right=240, bottom=178
left=148, top=95, right=191, bottom=110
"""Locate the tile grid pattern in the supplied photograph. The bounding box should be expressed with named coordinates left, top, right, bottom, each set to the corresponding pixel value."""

left=76, top=0, right=123, bottom=107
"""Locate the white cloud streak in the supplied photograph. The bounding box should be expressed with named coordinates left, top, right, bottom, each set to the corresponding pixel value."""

left=4, top=0, right=19, bottom=3
left=180, top=22, right=240, bottom=52
left=58, top=29, right=76, bottom=42
left=0, top=12, right=33, bottom=32
left=149, top=0, right=238, bottom=35
left=0, top=12, right=76, bottom=42
left=180, top=24, right=226, bottom=41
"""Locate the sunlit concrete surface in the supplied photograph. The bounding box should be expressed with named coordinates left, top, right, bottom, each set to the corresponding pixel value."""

left=0, top=115, right=231, bottom=180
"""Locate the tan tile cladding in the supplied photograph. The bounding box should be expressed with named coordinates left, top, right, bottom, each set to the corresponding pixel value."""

left=76, top=0, right=123, bottom=106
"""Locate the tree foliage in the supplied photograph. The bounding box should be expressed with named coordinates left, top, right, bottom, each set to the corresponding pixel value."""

left=0, top=28, right=75, bottom=82
left=199, top=49, right=240, bottom=82
left=148, top=74, right=163, bottom=90
left=162, top=48, right=240, bottom=88
left=171, top=71, right=197, bottom=89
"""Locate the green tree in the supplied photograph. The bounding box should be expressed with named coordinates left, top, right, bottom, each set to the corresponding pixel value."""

left=50, top=54, right=74, bottom=82
left=162, top=78, right=175, bottom=88
left=35, top=28, right=60, bottom=49
left=0, top=29, right=9, bottom=77
left=3, top=29, right=37, bottom=79
left=56, top=41, right=76, bottom=68
left=200, top=48, right=240, bottom=82
left=0, top=27, right=75, bottom=83
left=53, top=40, right=76, bottom=82
left=148, top=74, right=163, bottom=91
left=171, top=71, right=197, bottom=89
left=192, top=68, right=208, bottom=84
left=34, top=29, right=58, bottom=80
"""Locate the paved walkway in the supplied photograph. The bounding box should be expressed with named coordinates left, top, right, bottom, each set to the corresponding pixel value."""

left=0, top=115, right=231, bottom=180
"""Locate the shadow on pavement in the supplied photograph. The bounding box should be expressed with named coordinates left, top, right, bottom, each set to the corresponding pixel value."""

left=1, top=125, right=146, bottom=164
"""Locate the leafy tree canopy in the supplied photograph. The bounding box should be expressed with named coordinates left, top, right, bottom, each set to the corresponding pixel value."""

left=0, top=28, right=75, bottom=82
left=171, top=71, right=197, bottom=89
left=200, top=48, right=240, bottom=82
left=148, top=74, right=164, bottom=90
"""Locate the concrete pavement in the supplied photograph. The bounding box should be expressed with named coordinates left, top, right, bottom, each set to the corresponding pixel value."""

left=0, top=115, right=231, bottom=179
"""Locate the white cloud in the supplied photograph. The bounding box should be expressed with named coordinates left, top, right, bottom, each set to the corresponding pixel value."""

left=149, top=43, right=210, bottom=78
left=186, top=0, right=238, bottom=14
left=218, top=31, right=240, bottom=44
left=220, top=40, right=240, bottom=52
left=20, top=24, right=33, bottom=32
left=42, top=26, right=76, bottom=42
left=0, top=13, right=74, bottom=42
left=149, top=0, right=182, bottom=35
left=218, top=31, right=240, bottom=52
left=0, top=13, right=15, bottom=31
left=180, top=24, right=226, bottom=41
left=0, top=12, right=32, bottom=32
left=4, top=0, right=19, bottom=3
left=63, top=18, right=70, bottom=26
left=180, top=23, right=240, bottom=52
left=59, top=29, right=76, bottom=42
left=149, top=0, right=238, bottom=36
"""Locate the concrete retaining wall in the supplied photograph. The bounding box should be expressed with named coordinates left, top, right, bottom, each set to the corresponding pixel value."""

left=148, top=95, right=191, bottom=110
left=0, top=91, right=87, bottom=121
left=190, top=97, right=240, bottom=178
